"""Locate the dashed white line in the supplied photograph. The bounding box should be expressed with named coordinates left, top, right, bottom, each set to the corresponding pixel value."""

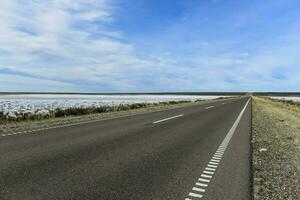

left=184, top=98, right=250, bottom=199
left=213, top=154, right=223, bottom=157
left=203, top=170, right=214, bottom=175
left=214, top=152, right=223, bottom=155
left=201, top=174, right=212, bottom=179
left=209, top=161, right=219, bottom=165
left=205, top=167, right=216, bottom=171
left=204, top=106, right=214, bottom=109
left=152, top=114, right=184, bottom=124
left=207, top=164, right=217, bottom=168
left=198, top=178, right=210, bottom=183
left=192, top=187, right=205, bottom=192
left=189, top=192, right=203, bottom=198
left=196, top=182, right=208, bottom=187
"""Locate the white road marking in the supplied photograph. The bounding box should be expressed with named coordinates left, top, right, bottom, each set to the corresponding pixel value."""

left=2, top=106, right=187, bottom=138
left=219, top=99, right=250, bottom=148
left=222, top=102, right=226, bottom=105
left=198, top=178, right=210, bottom=183
left=213, top=155, right=222, bottom=158
left=203, top=170, right=214, bottom=175
left=209, top=161, right=219, bottom=165
left=152, top=114, right=184, bottom=124
left=196, top=182, right=208, bottom=187
left=205, top=106, right=214, bottom=109
left=207, top=164, right=217, bottom=168
left=214, top=152, right=223, bottom=156
left=205, top=167, right=216, bottom=171
left=193, top=187, right=205, bottom=192
left=201, top=174, right=212, bottom=179
left=189, top=192, right=203, bottom=198
left=184, top=98, right=251, bottom=200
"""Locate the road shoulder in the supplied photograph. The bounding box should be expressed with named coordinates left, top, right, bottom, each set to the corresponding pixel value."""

left=252, top=97, right=300, bottom=199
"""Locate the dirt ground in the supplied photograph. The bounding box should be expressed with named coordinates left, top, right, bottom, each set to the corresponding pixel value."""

left=252, top=97, right=300, bottom=199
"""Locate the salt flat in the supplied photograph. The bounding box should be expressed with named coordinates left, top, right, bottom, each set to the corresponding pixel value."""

left=269, top=96, right=300, bottom=102
left=0, top=94, right=225, bottom=116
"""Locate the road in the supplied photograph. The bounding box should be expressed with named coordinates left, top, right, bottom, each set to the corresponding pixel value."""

left=0, top=97, right=252, bottom=200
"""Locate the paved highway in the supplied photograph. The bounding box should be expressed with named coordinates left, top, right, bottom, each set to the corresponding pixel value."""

left=0, top=97, right=252, bottom=200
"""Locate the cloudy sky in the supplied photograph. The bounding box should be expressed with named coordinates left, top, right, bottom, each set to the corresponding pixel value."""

left=0, top=0, right=299, bottom=92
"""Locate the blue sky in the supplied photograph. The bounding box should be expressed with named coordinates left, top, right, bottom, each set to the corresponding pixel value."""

left=0, top=0, right=300, bottom=92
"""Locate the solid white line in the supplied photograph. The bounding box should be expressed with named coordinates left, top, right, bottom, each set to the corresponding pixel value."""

left=196, top=182, right=208, bottom=187
left=205, top=106, right=214, bottom=109
left=189, top=192, right=203, bottom=198
left=198, top=178, right=210, bottom=183
left=152, top=114, right=184, bottom=124
left=219, top=99, right=250, bottom=148
left=193, top=187, right=205, bottom=192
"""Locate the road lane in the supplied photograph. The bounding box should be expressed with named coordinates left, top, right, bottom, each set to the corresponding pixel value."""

left=0, top=97, right=251, bottom=200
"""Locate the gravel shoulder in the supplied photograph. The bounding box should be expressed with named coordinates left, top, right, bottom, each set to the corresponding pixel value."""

left=0, top=98, right=228, bottom=134
left=252, top=97, right=300, bottom=199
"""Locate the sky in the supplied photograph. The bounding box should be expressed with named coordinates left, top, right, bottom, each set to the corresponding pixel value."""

left=0, top=0, right=300, bottom=92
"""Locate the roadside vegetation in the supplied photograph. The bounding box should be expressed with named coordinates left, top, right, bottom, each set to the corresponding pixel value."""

left=252, top=97, right=300, bottom=199
left=0, top=100, right=194, bottom=123
left=0, top=97, right=230, bottom=134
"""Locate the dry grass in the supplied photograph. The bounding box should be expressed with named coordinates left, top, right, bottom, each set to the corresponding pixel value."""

left=252, top=97, right=300, bottom=199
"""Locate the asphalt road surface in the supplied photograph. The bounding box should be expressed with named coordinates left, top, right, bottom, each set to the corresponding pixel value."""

left=0, top=97, right=252, bottom=200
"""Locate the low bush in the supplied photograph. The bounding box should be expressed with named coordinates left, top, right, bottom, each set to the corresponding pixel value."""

left=0, top=100, right=195, bottom=123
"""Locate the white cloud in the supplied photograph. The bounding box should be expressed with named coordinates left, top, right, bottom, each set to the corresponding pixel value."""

left=0, top=0, right=158, bottom=91
left=0, top=74, right=77, bottom=92
left=0, top=0, right=299, bottom=92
